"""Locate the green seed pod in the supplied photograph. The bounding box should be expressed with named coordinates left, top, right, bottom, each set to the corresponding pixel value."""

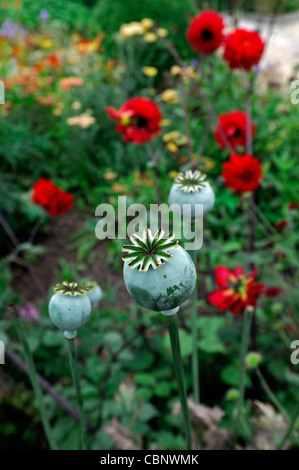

left=168, top=170, right=215, bottom=218
left=86, top=281, right=103, bottom=305
left=122, top=229, right=196, bottom=314
left=48, top=282, right=91, bottom=339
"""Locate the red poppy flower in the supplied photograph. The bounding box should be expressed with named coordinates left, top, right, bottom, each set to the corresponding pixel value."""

left=264, top=286, right=280, bottom=298
left=275, top=220, right=288, bottom=230
left=222, top=153, right=262, bottom=194
left=106, top=97, right=162, bottom=144
left=223, top=28, right=265, bottom=70
left=208, top=265, right=264, bottom=315
left=214, top=110, right=255, bottom=150
left=289, top=202, right=298, bottom=211
left=31, top=178, right=73, bottom=216
left=186, top=10, right=225, bottom=54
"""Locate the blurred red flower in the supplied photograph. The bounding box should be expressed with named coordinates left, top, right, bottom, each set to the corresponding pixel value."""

left=31, top=178, right=73, bottom=216
left=208, top=265, right=264, bottom=315
left=106, top=97, right=162, bottom=144
left=275, top=220, right=288, bottom=230
left=289, top=202, right=298, bottom=211
left=186, top=10, right=225, bottom=54
left=223, top=28, right=265, bottom=70
left=214, top=110, right=255, bottom=150
left=264, top=286, right=280, bottom=298
left=222, top=153, right=262, bottom=194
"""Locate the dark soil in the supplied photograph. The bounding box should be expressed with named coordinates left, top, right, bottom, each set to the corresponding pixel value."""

left=10, top=207, right=131, bottom=310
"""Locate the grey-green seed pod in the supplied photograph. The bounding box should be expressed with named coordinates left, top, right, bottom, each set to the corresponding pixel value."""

left=48, top=282, right=91, bottom=339
left=122, top=229, right=196, bottom=314
left=168, top=170, right=215, bottom=218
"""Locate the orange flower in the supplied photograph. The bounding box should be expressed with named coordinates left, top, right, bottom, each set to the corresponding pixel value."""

left=60, top=77, right=84, bottom=92
left=77, top=33, right=104, bottom=54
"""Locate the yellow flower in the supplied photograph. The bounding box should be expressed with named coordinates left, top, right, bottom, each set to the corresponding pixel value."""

left=142, top=66, right=158, bottom=77
left=141, top=18, right=153, bottom=31
left=170, top=65, right=183, bottom=76
left=67, top=112, right=96, bottom=129
left=144, top=32, right=157, bottom=43
left=161, top=89, right=179, bottom=104
left=169, top=171, right=179, bottom=179
left=41, top=38, right=54, bottom=49
left=161, top=119, right=171, bottom=127
left=167, top=142, right=178, bottom=153
left=71, top=101, right=82, bottom=110
left=163, top=131, right=181, bottom=142
left=119, top=22, right=144, bottom=38
left=157, top=28, right=168, bottom=37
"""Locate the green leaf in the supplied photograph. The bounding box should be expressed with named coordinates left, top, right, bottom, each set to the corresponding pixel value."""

left=221, top=364, right=251, bottom=387
left=42, top=330, right=64, bottom=347
left=138, top=403, right=158, bottom=422
left=135, top=373, right=155, bottom=386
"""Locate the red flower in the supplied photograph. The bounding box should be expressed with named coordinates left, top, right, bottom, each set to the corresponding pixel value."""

left=289, top=202, right=298, bottom=211
left=222, top=153, right=262, bottom=194
left=186, top=10, right=225, bottom=54
left=264, top=286, right=280, bottom=298
left=214, top=110, right=255, bottom=150
left=208, top=265, right=264, bottom=315
left=31, top=178, right=73, bottom=216
left=106, top=97, right=162, bottom=144
left=275, top=220, right=288, bottom=230
left=223, top=28, right=265, bottom=70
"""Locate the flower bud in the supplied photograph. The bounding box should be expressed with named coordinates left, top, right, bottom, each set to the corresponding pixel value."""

left=122, top=229, right=196, bottom=314
left=168, top=170, right=215, bottom=219
left=48, top=282, right=91, bottom=339
left=245, top=351, right=262, bottom=370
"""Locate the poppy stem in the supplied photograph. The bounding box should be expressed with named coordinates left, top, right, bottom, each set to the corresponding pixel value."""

left=166, top=313, right=192, bottom=450
left=10, top=305, right=58, bottom=450
left=190, top=249, right=200, bottom=404
left=232, top=307, right=253, bottom=448
left=277, top=401, right=299, bottom=450
left=66, top=338, right=88, bottom=450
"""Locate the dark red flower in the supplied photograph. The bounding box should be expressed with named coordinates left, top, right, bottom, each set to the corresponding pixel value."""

left=222, top=153, right=262, bottom=194
left=223, top=28, right=265, bottom=70
left=264, top=286, right=280, bottom=298
left=31, top=178, right=73, bottom=216
left=106, top=97, right=162, bottom=144
left=289, top=202, right=298, bottom=211
left=208, top=265, right=264, bottom=315
left=186, top=10, right=225, bottom=54
left=214, top=110, right=255, bottom=150
left=275, top=220, right=288, bottom=230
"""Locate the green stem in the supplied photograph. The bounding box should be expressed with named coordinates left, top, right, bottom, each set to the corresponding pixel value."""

left=190, top=249, right=199, bottom=403
left=67, top=339, right=88, bottom=450
left=13, top=311, right=58, bottom=450
left=232, top=308, right=253, bottom=447
left=256, top=367, right=289, bottom=422
left=277, top=402, right=299, bottom=450
left=166, top=313, right=192, bottom=450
